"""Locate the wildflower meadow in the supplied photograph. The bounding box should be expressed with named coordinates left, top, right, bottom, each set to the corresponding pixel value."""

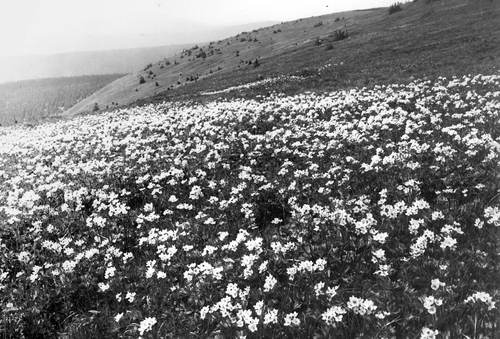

left=0, top=74, right=499, bottom=338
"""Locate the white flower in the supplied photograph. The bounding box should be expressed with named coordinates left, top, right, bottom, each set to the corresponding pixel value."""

left=465, top=291, right=496, bottom=310
left=375, top=311, right=390, bottom=319
left=138, top=317, right=157, bottom=335
left=314, top=282, right=325, bottom=296
left=347, top=296, right=377, bottom=315
left=263, top=274, right=277, bottom=292
left=98, top=282, right=109, bottom=292
left=326, top=286, right=339, bottom=299
left=283, top=312, right=300, bottom=326
left=104, top=266, right=116, bottom=279
left=372, top=232, right=388, bottom=243
left=254, top=301, right=264, bottom=316
left=314, top=258, right=327, bottom=271
left=321, top=306, right=346, bottom=325
left=440, top=236, right=457, bottom=250
left=114, top=313, right=124, bottom=322
left=258, top=260, right=268, bottom=273
left=423, top=296, right=442, bottom=314
left=264, top=308, right=278, bottom=325
left=430, top=278, right=445, bottom=290
left=189, top=185, right=203, bottom=200
left=126, top=291, right=136, bottom=303
left=421, top=327, right=439, bottom=339
left=200, top=306, right=210, bottom=319
left=226, top=283, right=239, bottom=298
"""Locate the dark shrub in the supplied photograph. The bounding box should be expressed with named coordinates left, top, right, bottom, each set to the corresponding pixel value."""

left=389, top=2, right=403, bottom=14
left=333, top=29, right=348, bottom=41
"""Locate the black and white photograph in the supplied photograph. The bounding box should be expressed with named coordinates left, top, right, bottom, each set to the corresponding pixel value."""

left=0, top=0, right=499, bottom=338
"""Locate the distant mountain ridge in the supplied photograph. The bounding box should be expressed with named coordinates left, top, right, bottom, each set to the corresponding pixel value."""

left=0, top=45, right=190, bottom=83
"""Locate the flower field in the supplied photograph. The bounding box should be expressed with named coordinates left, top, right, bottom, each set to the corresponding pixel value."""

left=1, top=74, right=499, bottom=338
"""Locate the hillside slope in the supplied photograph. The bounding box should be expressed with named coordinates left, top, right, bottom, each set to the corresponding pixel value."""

left=61, top=9, right=363, bottom=116
left=63, top=0, right=500, bottom=116
left=0, top=74, right=125, bottom=126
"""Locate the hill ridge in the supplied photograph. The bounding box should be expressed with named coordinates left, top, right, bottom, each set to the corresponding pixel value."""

left=63, top=0, right=499, bottom=117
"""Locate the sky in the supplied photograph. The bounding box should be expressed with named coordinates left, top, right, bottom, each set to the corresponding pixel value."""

left=0, top=0, right=398, bottom=57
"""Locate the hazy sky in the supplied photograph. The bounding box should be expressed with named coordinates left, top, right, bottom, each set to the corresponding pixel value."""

left=0, top=0, right=398, bottom=57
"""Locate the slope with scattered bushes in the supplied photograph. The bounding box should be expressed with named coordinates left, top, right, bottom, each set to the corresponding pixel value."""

left=64, top=0, right=499, bottom=116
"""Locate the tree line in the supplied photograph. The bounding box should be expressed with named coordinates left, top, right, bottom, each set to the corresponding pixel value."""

left=0, top=74, right=125, bottom=126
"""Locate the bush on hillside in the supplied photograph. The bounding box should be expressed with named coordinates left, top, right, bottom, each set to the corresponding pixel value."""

left=139, top=76, right=146, bottom=84
left=333, top=29, right=349, bottom=41
left=389, top=2, right=403, bottom=14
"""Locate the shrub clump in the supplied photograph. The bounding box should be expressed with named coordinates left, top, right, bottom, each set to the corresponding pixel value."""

left=333, top=29, right=348, bottom=41
left=389, top=2, right=403, bottom=14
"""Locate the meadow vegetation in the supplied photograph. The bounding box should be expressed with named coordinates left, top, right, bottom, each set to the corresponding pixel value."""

left=0, top=1, right=499, bottom=338
left=0, top=73, right=499, bottom=338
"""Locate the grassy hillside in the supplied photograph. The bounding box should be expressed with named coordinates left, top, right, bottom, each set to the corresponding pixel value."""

left=61, top=9, right=365, bottom=116
left=0, top=75, right=125, bottom=126
left=63, top=0, right=500, bottom=116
